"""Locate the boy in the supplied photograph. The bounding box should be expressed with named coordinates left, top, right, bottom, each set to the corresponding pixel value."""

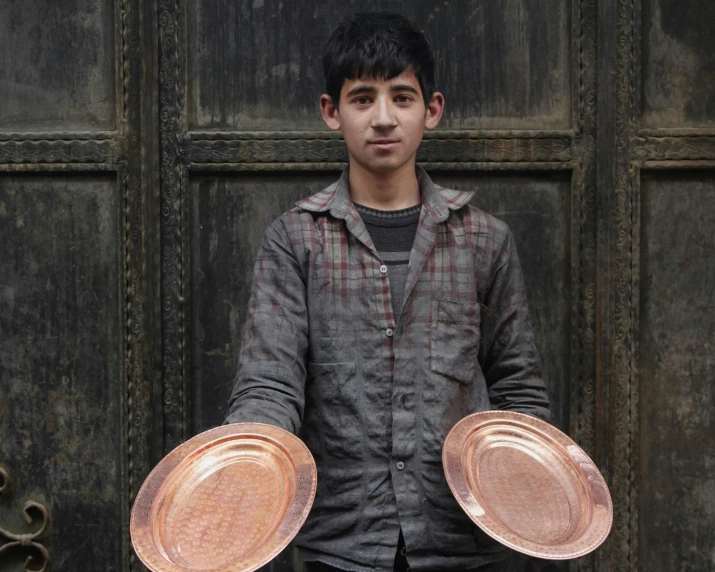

left=225, top=12, right=550, bottom=572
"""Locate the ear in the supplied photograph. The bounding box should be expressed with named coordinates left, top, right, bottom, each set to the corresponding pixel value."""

left=320, top=94, right=341, bottom=131
left=424, top=91, right=445, bottom=130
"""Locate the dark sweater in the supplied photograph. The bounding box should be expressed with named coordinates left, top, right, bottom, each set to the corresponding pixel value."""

left=355, top=203, right=422, bottom=324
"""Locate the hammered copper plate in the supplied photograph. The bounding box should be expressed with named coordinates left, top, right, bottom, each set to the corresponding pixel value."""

left=131, top=423, right=317, bottom=572
left=443, top=411, right=612, bottom=560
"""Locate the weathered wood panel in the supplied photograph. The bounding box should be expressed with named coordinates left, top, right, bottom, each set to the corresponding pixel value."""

left=637, top=170, right=715, bottom=571
left=432, top=171, right=573, bottom=433
left=185, top=169, right=573, bottom=571
left=0, top=0, right=116, bottom=131
left=0, top=174, right=124, bottom=571
left=187, top=172, right=341, bottom=572
left=187, top=170, right=572, bottom=435
left=188, top=172, right=339, bottom=434
left=187, top=0, right=571, bottom=131
left=641, top=0, right=715, bottom=128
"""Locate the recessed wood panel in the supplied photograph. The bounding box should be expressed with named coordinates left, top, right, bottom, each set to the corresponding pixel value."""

left=641, top=0, right=715, bottom=128
left=0, top=0, right=116, bottom=131
left=187, top=167, right=572, bottom=570
left=187, top=0, right=571, bottom=131
left=189, top=172, right=339, bottom=434
left=189, top=170, right=572, bottom=436
left=0, top=174, right=123, bottom=570
left=432, top=171, right=572, bottom=433
left=638, top=171, right=715, bottom=571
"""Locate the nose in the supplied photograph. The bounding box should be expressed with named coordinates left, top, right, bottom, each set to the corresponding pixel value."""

left=370, top=96, right=397, bottom=129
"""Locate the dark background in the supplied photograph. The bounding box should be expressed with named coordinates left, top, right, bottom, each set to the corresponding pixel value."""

left=0, top=1, right=713, bottom=570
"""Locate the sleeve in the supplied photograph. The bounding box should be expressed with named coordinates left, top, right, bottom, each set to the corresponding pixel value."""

left=223, top=217, right=309, bottom=434
left=478, top=226, right=551, bottom=422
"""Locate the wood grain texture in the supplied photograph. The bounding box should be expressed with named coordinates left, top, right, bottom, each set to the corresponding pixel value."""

left=0, top=0, right=116, bottom=131
left=635, top=170, right=715, bottom=572
left=186, top=0, right=571, bottom=131
left=640, top=0, right=715, bottom=128
left=0, top=174, right=123, bottom=570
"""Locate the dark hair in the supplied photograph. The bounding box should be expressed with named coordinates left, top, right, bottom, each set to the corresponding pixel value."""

left=323, top=12, right=436, bottom=108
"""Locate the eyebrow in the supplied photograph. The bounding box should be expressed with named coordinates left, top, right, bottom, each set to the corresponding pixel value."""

left=345, top=84, right=420, bottom=98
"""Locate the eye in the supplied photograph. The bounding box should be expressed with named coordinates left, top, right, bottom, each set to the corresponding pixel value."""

left=395, top=94, right=413, bottom=103
left=353, top=96, right=371, bottom=105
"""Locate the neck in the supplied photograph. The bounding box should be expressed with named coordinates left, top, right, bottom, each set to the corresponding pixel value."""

left=347, top=158, right=421, bottom=210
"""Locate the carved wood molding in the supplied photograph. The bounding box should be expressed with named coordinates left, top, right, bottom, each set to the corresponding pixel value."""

left=187, top=161, right=576, bottom=173
left=189, top=129, right=576, bottom=141
left=0, top=131, right=117, bottom=141
left=118, top=0, right=152, bottom=571
left=159, top=0, right=188, bottom=456
left=0, top=140, right=116, bottom=164
left=0, top=163, right=115, bottom=172
left=187, top=137, right=574, bottom=165
left=574, top=0, right=598, bottom=460
left=567, top=5, right=598, bottom=571
left=632, top=136, right=715, bottom=161
left=611, top=0, right=637, bottom=570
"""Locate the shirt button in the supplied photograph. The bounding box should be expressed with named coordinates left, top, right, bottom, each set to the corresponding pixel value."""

left=396, top=461, right=405, bottom=470
left=386, top=328, right=394, bottom=337
left=380, top=264, right=388, bottom=274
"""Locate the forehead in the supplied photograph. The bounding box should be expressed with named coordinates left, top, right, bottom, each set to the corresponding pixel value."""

left=340, top=69, right=421, bottom=94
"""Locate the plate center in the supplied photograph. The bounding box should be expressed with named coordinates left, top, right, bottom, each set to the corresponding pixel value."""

left=476, top=445, right=573, bottom=545
left=168, top=459, right=283, bottom=569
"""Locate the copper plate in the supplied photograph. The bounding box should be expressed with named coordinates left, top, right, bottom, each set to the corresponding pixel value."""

left=131, top=423, right=317, bottom=572
left=443, top=411, right=612, bottom=560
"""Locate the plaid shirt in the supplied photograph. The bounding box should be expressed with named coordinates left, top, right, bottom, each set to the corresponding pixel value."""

left=225, top=166, right=550, bottom=572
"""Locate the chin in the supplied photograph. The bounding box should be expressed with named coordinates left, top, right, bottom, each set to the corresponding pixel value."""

left=360, top=155, right=408, bottom=173
left=368, top=162, right=400, bottom=173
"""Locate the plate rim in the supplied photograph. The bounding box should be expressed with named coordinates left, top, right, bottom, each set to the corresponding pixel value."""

left=442, top=410, right=613, bottom=560
left=130, top=422, right=317, bottom=572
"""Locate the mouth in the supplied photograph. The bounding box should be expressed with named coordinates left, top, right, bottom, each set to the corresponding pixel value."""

left=369, top=140, right=400, bottom=150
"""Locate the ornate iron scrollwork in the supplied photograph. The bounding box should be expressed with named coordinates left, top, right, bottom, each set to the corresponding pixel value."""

left=0, top=466, right=51, bottom=572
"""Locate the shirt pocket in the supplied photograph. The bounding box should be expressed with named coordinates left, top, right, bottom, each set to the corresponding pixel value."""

left=429, top=299, right=481, bottom=384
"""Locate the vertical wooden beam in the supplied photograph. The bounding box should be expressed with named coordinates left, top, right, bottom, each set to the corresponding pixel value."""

left=159, top=0, right=190, bottom=455
left=121, top=0, right=154, bottom=569
left=596, top=0, right=637, bottom=570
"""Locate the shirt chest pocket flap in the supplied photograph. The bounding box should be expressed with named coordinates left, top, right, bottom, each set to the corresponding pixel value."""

left=430, top=299, right=481, bottom=384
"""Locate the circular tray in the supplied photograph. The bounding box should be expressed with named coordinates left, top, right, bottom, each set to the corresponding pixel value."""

left=131, top=423, right=317, bottom=572
left=443, top=411, right=612, bottom=560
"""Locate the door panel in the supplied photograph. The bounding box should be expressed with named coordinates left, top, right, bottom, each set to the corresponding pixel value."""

left=641, top=0, right=715, bottom=128
left=187, top=0, right=571, bottom=131
left=432, top=171, right=574, bottom=433
left=636, top=170, right=715, bottom=572
left=0, top=0, right=151, bottom=571
left=0, top=0, right=116, bottom=131
left=0, top=174, right=124, bottom=571
left=189, top=172, right=340, bottom=434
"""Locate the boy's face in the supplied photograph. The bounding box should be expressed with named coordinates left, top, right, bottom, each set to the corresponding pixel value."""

left=320, top=69, right=444, bottom=175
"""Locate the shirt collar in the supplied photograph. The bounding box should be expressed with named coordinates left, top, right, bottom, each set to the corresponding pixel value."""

left=295, top=165, right=474, bottom=223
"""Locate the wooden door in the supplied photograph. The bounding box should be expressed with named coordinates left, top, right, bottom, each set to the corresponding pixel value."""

left=1, top=1, right=712, bottom=571
left=0, top=0, right=155, bottom=570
